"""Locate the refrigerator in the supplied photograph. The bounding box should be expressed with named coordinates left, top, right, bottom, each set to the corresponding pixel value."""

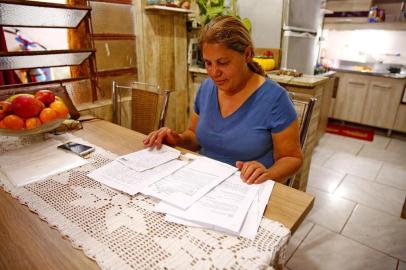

left=237, top=0, right=322, bottom=75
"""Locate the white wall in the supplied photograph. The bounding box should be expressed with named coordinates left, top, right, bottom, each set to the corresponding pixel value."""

left=237, top=0, right=283, bottom=49
left=320, top=29, right=406, bottom=65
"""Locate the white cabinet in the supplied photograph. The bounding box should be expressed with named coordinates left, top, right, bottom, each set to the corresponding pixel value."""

left=394, top=105, right=406, bottom=133
left=332, top=71, right=406, bottom=130
left=362, top=78, right=405, bottom=129
left=333, top=73, right=368, bottom=123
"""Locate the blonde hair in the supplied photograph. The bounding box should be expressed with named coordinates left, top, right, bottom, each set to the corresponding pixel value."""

left=198, top=15, right=265, bottom=76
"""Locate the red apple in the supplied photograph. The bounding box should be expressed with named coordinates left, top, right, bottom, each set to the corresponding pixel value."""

left=0, top=101, right=11, bottom=120
left=10, top=95, right=45, bottom=118
left=35, top=89, right=55, bottom=106
left=6, top=93, right=34, bottom=103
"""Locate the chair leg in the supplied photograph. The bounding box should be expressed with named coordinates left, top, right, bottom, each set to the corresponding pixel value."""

left=288, top=175, right=296, bottom=188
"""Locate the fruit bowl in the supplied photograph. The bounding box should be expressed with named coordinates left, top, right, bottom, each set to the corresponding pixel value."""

left=0, top=118, right=66, bottom=137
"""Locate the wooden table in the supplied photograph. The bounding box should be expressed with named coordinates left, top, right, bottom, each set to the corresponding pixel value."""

left=0, top=119, right=314, bottom=270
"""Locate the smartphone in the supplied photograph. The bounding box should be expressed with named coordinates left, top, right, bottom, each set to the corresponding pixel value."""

left=58, top=142, right=95, bottom=157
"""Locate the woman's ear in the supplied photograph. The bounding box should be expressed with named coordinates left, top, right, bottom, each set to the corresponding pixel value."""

left=244, top=46, right=253, bottom=62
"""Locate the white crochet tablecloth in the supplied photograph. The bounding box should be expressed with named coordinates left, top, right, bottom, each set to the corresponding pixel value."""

left=0, top=135, right=290, bottom=270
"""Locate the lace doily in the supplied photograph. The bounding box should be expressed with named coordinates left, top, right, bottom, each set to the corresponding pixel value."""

left=0, top=135, right=290, bottom=270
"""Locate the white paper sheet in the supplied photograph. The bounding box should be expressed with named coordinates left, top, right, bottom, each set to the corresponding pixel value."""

left=163, top=179, right=275, bottom=240
left=87, top=159, right=188, bottom=195
left=0, top=139, right=88, bottom=187
left=117, top=145, right=181, bottom=172
left=156, top=172, right=260, bottom=233
left=143, top=157, right=237, bottom=209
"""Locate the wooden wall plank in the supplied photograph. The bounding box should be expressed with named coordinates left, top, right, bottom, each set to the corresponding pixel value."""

left=95, top=40, right=137, bottom=71
left=90, top=2, right=135, bottom=35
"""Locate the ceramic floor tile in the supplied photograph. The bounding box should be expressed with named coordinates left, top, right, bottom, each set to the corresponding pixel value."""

left=358, top=145, right=406, bottom=168
left=306, top=187, right=356, bottom=232
left=318, top=135, right=364, bottom=155
left=376, top=163, right=406, bottom=191
left=287, top=225, right=397, bottom=270
left=308, top=165, right=346, bottom=193
left=323, top=152, right=383, bottom=180
left=342, top=205, right=406, bottom=261
left=334, top=175, right=405, bottom=217
left=387, top=138, right=406, bottom=155
left=366, top=134, right=391, bottom=149
left=285, top=220, right=314, bottom=260
left=399, top=261, right=406, bottom=270
left=311, top=146, right=335, bottom=166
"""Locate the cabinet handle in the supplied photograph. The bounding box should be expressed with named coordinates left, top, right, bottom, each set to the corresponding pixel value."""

left=348, top=80, right=366, bottom=86
left=371, top=83, right=392, bottom=89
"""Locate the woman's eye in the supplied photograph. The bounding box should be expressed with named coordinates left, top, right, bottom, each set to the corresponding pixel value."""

left=218, top=61, right=229, bottom=66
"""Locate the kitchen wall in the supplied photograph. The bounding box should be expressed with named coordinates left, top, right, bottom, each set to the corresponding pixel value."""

left=320, top=29, right=406, bottom=66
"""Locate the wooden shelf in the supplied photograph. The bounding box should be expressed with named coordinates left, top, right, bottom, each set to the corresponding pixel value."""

left=144, top=5, right=192, bottom=14
left=324, top=21, right=406, bottom=31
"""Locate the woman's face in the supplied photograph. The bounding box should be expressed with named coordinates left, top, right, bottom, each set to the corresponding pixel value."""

left=202, top=42, right=250, bottom=94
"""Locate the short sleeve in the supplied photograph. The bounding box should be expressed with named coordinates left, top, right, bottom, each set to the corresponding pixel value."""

left=268, top=89, right=297, bottom=133
left=194, top=79, right=211, bottom=115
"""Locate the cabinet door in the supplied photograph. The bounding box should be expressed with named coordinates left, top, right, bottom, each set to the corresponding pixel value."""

left=394, top=104, right=406, bottom=133
left=361, top=78, right=405, bottom=129
left=333, top=73, right=369, bottom=123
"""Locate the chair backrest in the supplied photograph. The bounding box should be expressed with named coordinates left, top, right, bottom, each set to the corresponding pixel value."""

left=289, top=92, right=316, bottom=149
left=287, top=92, right=317, bottom=187
left=112, top=81, right=171, bottom=135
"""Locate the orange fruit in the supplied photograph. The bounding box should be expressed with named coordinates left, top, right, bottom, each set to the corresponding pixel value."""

left=39, top=108, right=58, bottom=123
left=25, top=117, right=42, bottom=129
left=3, top=114, right=25, bottom=130
left=49, top=101, right=69, bottom=118
left=0, top=120, right=6, bottom=129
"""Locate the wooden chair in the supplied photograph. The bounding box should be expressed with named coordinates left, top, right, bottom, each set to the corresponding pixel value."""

left=112, top=81, right=171, bottom=135
left=287, top=92, right=317, bottom=187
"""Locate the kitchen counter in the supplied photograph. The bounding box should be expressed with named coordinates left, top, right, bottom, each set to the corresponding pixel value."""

left=189, top=66, right=330, bottom=88
left=331, top=67, right=406, bottom=79
left=267, top=73, right=329, bottom=88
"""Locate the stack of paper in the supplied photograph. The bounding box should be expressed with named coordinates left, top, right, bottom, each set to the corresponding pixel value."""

left=0, top=139, right=88, bottom=187
left=142, top=156, right=237, bottom=209
left=88, top=145, right=186, bottom=195
left=87, top=147, right=274, bottom=239
left=116, top=145, right=181, bottom=171
left=156, top=172, right=274, bottom=239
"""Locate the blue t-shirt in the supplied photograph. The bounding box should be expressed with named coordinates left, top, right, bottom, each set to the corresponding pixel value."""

left=194, top=78, right=297, bottom=167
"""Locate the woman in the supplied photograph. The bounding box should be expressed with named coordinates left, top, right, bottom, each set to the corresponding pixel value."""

left=144, top=15, right=303, bottom=184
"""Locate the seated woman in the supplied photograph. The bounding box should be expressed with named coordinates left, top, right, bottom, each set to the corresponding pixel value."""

left=144, top=15, right=303, bottom=184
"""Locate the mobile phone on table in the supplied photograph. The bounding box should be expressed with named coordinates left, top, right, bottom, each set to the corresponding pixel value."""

left=58, top=142, right=95, bottom=157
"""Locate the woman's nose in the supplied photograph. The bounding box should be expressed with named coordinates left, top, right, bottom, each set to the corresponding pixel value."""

left=211, top=65, right=222, bottom=77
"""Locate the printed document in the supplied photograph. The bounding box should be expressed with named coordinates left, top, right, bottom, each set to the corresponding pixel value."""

left=0, top=139, right=88, bottom=187
left=162, top=179, right=275, bottom=239
left=142, top=157, right=237, bottom=209
left=156, top=172, right=260, bottom=233
left=117, top=145, right=181, bottom=172
left=87, top=159, right=187, bottom=195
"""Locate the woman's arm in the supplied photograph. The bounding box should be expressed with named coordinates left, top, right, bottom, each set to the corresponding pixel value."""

left=237, top=120, right=303, bottom=184
left=178, top=113, right=200, bottom=151
left=143, top=113, right=201, bottom=151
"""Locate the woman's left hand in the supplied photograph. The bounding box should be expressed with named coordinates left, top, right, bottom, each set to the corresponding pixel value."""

left=235, top=161, right=271, bottom=184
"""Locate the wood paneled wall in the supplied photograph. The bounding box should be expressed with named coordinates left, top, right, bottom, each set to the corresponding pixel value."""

left=90, top=0, right=137, bottom=100
left=134, top=2, right=189, bottom=132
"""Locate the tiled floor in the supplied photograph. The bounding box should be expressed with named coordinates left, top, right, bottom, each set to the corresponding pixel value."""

left=285, top=132, right=406, bottom=270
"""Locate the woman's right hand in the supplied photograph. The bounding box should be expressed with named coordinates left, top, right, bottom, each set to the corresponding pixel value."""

left=143, top=127, right=183, bottom=149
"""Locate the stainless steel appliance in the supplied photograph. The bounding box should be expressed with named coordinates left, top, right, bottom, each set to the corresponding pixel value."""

left=237, top=0, right=322, bottom=75
left=280, top=0, right=322, bottom=75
